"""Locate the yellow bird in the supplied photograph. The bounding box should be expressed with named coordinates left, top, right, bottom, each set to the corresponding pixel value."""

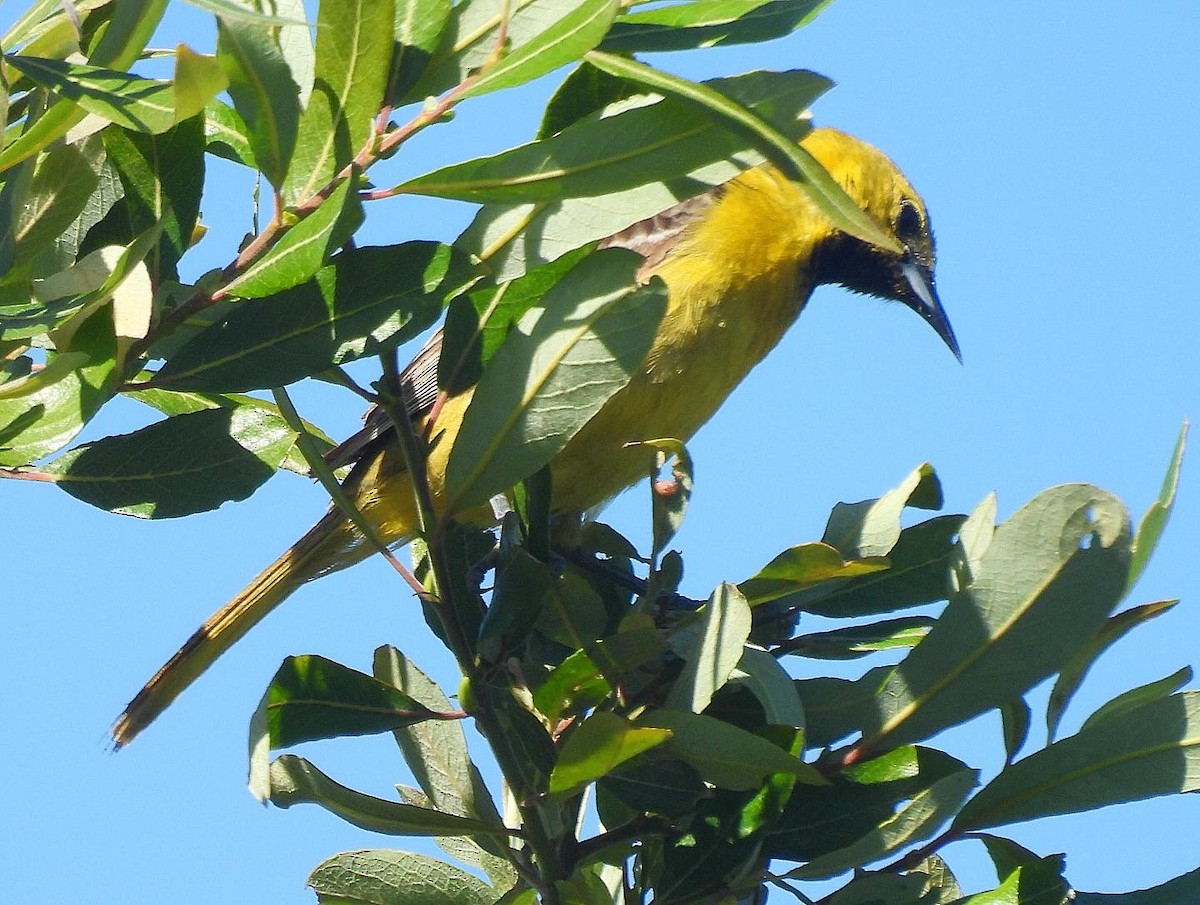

left=112, top=127, right=960, bottom=747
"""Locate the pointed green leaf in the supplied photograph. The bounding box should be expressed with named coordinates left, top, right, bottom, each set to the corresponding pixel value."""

left=391, top=0, right=453, bottom=100
left=798, top=515, right=964, bottom=618
left=1080, top=667, right=1192, bottom=733
left=794, top=666, right=891, bottom=750
left=225, top=176, right=361, bottom=298
left=217, top=16, right=302, bottom=186
left=126, top=386, right=336, bottom=476
left=781, top=616, right=935, bottom=660
left=461, top=0, right=617, bottom=99
left=283, top=0, right=394, bottom=205
left=204, top=99, right=256, bottom=167
left=954, top=691, right=1200, bottom=832
left=639, top=708, right=824, bottom=789
left=822, top=463, right=943, bottom=559
left=417, top=74, right=819, bottom=202
left=259, top=654, right=446, bottom=748
left=730, top=646, right=804, bottom=726
left=154, top=243, right=471, bottom=392
left=1000, top=697, right=1031, bottom=766
left=665, top=582, right=752, bottom=713
left=92, top=115, right=206, bottom=282
left=766, top=746, right=968, bottom=865
left=549, top=712, right=672, bottom=795
left=0, top=309, right=119, bottom=465
left=784, top=764, right=977, bottom=879
left=738, top=542, right=889, bottom=608
left=1128, top=422, right=1186, bottom=592
left=42, top=404, right=295, bottom=516
left=598, top=758, right=708, bottom=817
left=268, top=755, right=511, bottom=837
left=861, top=484, right=1132, bottom=751
left=1046, top=599, right=1179, bottom=740
left=584, top=50, right=902, bottom=254
left=1074, top=865, right=1200, bottom=904
left=456, top=68, right=829, bottom=279
left=5, top=55, right=178, bottom=133
left=602, top=0, right=831, bottom=53
left=445, top=248, right=667, bottom=511
left=373, top=647, right=512, bottom=883
left=9, top=137, right=101, bottom=271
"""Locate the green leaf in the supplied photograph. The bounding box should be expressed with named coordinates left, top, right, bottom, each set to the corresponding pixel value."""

left=125, top=386, right=337, bottom=476
left=0, top=308, right=119, bottom=465
left=950, top=491, right=997, bottom=593
left=602, top=0, right=831, bottom=53
left=1079, top=666, right=1192, bottom=733
left=817, top=873, right=929, bottom=905
left=912, top=854, right=964, bottom=904
left=729, top=646, right=804, bottom=726
left=9, top=137, right=102, bottom=271
left=1046, top=599, right=1179, bottom=740
left=153, top=243, right=471, bottom=392
left=534, top=623, right=668, bottom=723
left=549, top=712, right=672, bottom=795
left=1127, top=421, right=1186, bottom=592
left=391, top=0, right=453, bottom=101
left=1074, top=865, right=1200, bottom=904
left=457, top=68, right=829, bottom=280
left=598, top=759, right=708, bottom=817
left=584, top=50, right=902, bottom=254
left=665, top=582, right=751, bottom=713
left=283, top=0, right=394, bottom=205
left=372, top=647, right=513, bottom=885
left=6, top=55, right=175, bottom=134
left=783, top=764, right=977, bottom=879
left=953, top=691, right=1200, bottom=832
left=639, top=709, right=824, bottom=790
left=173, top=45, right=231, bottom=122
left=738, top=542, right=889, bottom=609
left=419, top=68, right=827, bottom=205
left=309, top=850, right=496, bottom=905
left=225, top=175, right=362, bottom=298
left=461, top=0, right=618, bottom=99
left=794, top=666, right=891, bottom=750
left=0, top=352, right=89, bottom=399
left=257, top=654, right=444, bottom=748
left=203, top=98, right=256, bottom=166
left=90, top=115, right=206, bottom=282
left=217, top=16, right=302, bottom=187
left=182, top=0, right=311, bottom=26
left=860, top=484, right=1132, bottom=752
left=798, top=515, right=965, bottom=618
left=822, top=463, right=943, bottom=559
left=781, top=616, right=935, bottom=660
left=268, top=755, right=510, bottom=837
left=438, top=244, right=593, bottom=398
left=445, top=248, right=667, bottom=512
left=1000, top=697, right=1031, bottom=766
left=42, top=404, right=295, bottom=517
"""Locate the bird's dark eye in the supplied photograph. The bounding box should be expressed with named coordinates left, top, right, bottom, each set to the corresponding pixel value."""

left=896, top=199, right=922, bottom=237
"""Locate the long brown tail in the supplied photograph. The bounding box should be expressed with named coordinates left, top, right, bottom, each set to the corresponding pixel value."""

left=112, top=510, right=364, bottom=748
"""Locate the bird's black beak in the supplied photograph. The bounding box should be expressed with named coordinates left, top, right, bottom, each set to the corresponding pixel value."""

left=901, top=251, right=961, bottom=363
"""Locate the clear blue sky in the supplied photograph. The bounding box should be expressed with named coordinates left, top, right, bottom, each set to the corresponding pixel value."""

left=6, top=2, right=1199, bottom=901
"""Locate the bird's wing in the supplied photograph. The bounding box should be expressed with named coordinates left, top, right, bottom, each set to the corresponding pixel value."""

left=325, top=188, right=721, bottom=472
left=324, top=328, right=444, bottom=470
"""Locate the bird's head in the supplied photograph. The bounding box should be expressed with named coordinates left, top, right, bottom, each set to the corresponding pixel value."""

left=803, top=128, right=961, bottom=361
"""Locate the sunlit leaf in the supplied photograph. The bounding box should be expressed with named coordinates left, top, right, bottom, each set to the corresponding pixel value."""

left=859, top=484, right=1131, bottom=752
left=267, top=755, right=510, bottom=837
left=953, top=691, right=1200, bottom=832
left=445, top=248, right=666, bottom=511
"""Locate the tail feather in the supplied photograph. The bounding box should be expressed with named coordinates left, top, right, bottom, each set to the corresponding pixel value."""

left=112, top=511, right=360, bottom=748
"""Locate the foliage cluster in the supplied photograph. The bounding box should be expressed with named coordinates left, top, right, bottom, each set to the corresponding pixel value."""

left=1, top=0, right=1195, bottom=902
